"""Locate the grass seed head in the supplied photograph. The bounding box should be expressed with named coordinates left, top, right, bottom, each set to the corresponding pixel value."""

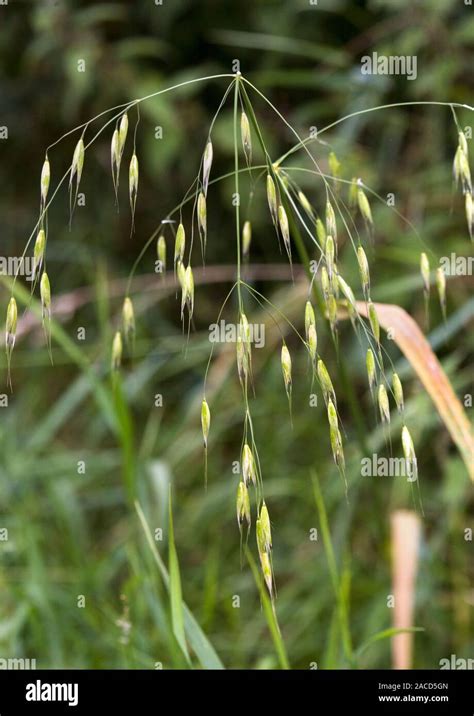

left=459, top=130, right=468, bottom=157
left=236, top=481, right=251, bottom=527
left=392, top=373, right=404, bottom=413
left=357, top=185, right=373, bottom=226
left=129, top=153, right=139, bottom=203
left=321, top=266, right=330, bottom=301
left=327, top=399, right=338, bottom=431
left=436, top=266, right=446, bottom=317
left=174, top=223, right=186, bottom=266
left=40, top=272, right=51, bottom=319
left=202, top=140, right=213, bottom=196
left=298, top=190, right=314, bottom=217
left=401, top=425, right=417, bottom=475
left=317, top=358, right=336, bottom=405
left=111, top=331, right=122, bottom=371
left=357, top=246, right=370, bottom=296
left=242, top=443, right=256, bottom=486
left=378, top=383, right=390, bottom=424
left=326, top=201, right=337, bottom=239
left=278, top=204, right=291, bottom=254
left=201, top=397, right=210, bottom=447
left=337, top=274, right=356, bottom=310
left=34, top=229, right=46, bottom=275
left=259, top=502, right=272, bottom=551
left=184, top=265, right=195, bottom=317
left=70, top=138, right=85, bottom=186
left=157, top=235, right=166, bottom=271
left=366, top=348, right=376, bottom=393
left=111, top=128, right=119, bottom=170
left=197, top=191, right=207, bottom=246
left=176, top=259, right=186, bottom=289
left=118, top=113, right=129, bottom=155
left=242, top=220, right=252, bottom=257
left=325, top=235, right=335, bottom=280
left=40, top=156, right=50, bottom=204
left=122, top=297, right=135, bottom=344
left=266, top=174, right=278, bottom=224
left=5, top=297, right=18, bottom=348
left=328, top=151, right=341, bottom=178
left=465, top=192, right=473, bottom=240
left=304, top=300, right=316, bottom=341
left=281, top=344, right=292, bottom=394
left=368, top=301, right=380, bottom=345
left=329, top=424, right=345, bottom=471
left=308, top=323, right=317, bottom=362
left=240, top=111, right=252, bottom=164
left=236, top=335, right=248, bottom=384
left=316, top=217, right=326, bottom=245
left=420, top=252, right=430, bottom=293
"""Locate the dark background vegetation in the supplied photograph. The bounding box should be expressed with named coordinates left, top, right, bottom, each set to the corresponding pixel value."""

left=0, top=0, right=472, bottom=668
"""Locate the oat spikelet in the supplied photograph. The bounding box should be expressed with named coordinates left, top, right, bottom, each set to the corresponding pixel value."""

left=122, top=297, right=135, bottom=348
left=197, top=191, right=207, bottom=255
left=157, top=235, right=166, bottom=274
left=202, top=140, right=213, bottom=197
left=5, top=296, right=18, bottom=390
left=40, top=155, right=50, bottom=207
left=236, top=481, right=251, bottom=529
left=266, top=174, right=278, bottom=226
left=325, top=201, right=337, bottom=241
left=184, top=265, right=195, bottom=321
left=242, top=443, right=256, bottom=486
left=129, top=153, right=139, bottom=234
left=304, top=301, right=316, bottom=342
left=33, top=229, right=46, bottom=281
left=368, top=301, right=382, bottom=364
left=321, top=266, right=330, bottom=302
left=281, top=343, right=292, bottom=421
left=240, top=111, right=252, bottom=165
left=298, top=190, right=314, bottom=217
left=278, top=204, right=292, bottom=265
left=328, top=151, right=341, bottom=179
left=325, top=235, right=335, bottom=281
left=256, top=509, right=273, bottom=596
left=465, top=192, right=473, bottom=241
left=317, top=358, right=336, bottom=407
left=357, top=181, right=373, bottom=232
left=242, top=220, right=252, bottom=258
left=201, top=397, right=210, bottom=488
left=378, top=383, right=391, bottom=425
left=174, top=223, right=186, bottom=270
left=392, top=373, right=404, bottom=413
left=111, top=331, right=123, bottom=372
left=69, top=137, right=85, bottom=221
left=436, top=267, right=447, bottom=321
left=401, top=425, right=418, bottom=482
left=40, top=271, right=52, bottom=360
left=357, top=246, right=370, bottom=299
left=316, top=217, right=326, bottom=246
left=366, top=347, right=376, bottom=398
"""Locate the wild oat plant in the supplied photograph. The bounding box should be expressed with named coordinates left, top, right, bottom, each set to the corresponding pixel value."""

left=4, top=72, right=473, bottom=626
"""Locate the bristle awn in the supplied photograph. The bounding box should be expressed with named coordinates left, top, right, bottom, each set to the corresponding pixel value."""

left=202, top=140, right=213, bottom=197
left=69, top=136, right=85, bottom=227
left=436, top=267, right=447, bottom=321
left=317, top=358, right=336, bottom=407
left=197, top=191, right=207, bottom=258
left=357, top=180, right=373, bottom=237
left=40, top=271, right=53, bottom=362
left=420, top=252, right=430, bottom=329
left=122, top=296, right=135, bottom=352
left=129, top=152, right=139, bottom=235
left=281, top=343, right=293, bottom=425
left=278, top=204, right=293, bottom=277
left=357, top=246, right=370, bottom=300
left=328, top=151, right=341, bottom=184
left=242, top=220, right=252, bottom=259
left=201, top=397, right=210, bottom=489
left=240, top=111, right=252, bottom=166
left=5, top=297, right=18, bottom=391
left=157, top=235, right=166, bottom=275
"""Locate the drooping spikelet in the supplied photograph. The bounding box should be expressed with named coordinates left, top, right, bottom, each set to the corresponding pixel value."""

left=174, top=223, right=185, bottom=269
left=366, top=347, right=376, bottom=397
left=240, top=111, right=252, bottom=165
left=242, top=220, right=252, bottom=257
left=258, top=502, right=272, bottom=551
left=298, top=190, right=314, bottom=217
left=157, top=235, right=166, bottom=273
left=357, top=246, right=370, bottom=299
left=281, top=344, right=292, bottom=407
left=111, top=331, right=123, bottom=371
left=5, top=296, right=17, bottom=389
left=401, top=425, right=418, bottom=481
left=129, top=153, right=139, bottom=232
left=201, top=397, right=211, bottom=487
left=197, top=191, right=207, bottom=253
left=242, top=443, right=257, bottom=486
left=33, top=229, right=46, bottom=279
left=40, top=155, right=50, bottom=206
left=317, top=358, right=336, bottom=406
left=328, top=151, right=341, bottom=179
left=304, top=300, right=316, bottom=342
left=357, top=182, right=373, bottom=231
left=392, top=373, right=404, bottom=413
left=321, top=266, right=330, bottom=302
left=122, top=297, right=135, bottom=347
left=325, top=201, right=337, bottom=240
left=378, top=383, right=390, bottom=425
left=368, top=301, right=381, bottom=357
left=436, top=266, right=447, bottom=320
left=325, top=235, right=335, bottom=280
left=465, top=192, right=473, bottom=241
left=202, top=140, right=213, bottom=197
left=266, top=174, right=278, bottom=226
left=236, top=481, right=251, bottom=528
left=278, top=204, right=291, bottom=262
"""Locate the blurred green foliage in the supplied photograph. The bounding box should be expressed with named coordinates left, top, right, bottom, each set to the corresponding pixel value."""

left=0, top=0, right=472, bottom=669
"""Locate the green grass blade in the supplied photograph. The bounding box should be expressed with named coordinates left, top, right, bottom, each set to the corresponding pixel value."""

left=167, top=486, right=190, bottom=664
left=135, top=501, right=224, bottom=669
left=355, top=627, right=425, bottom=662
